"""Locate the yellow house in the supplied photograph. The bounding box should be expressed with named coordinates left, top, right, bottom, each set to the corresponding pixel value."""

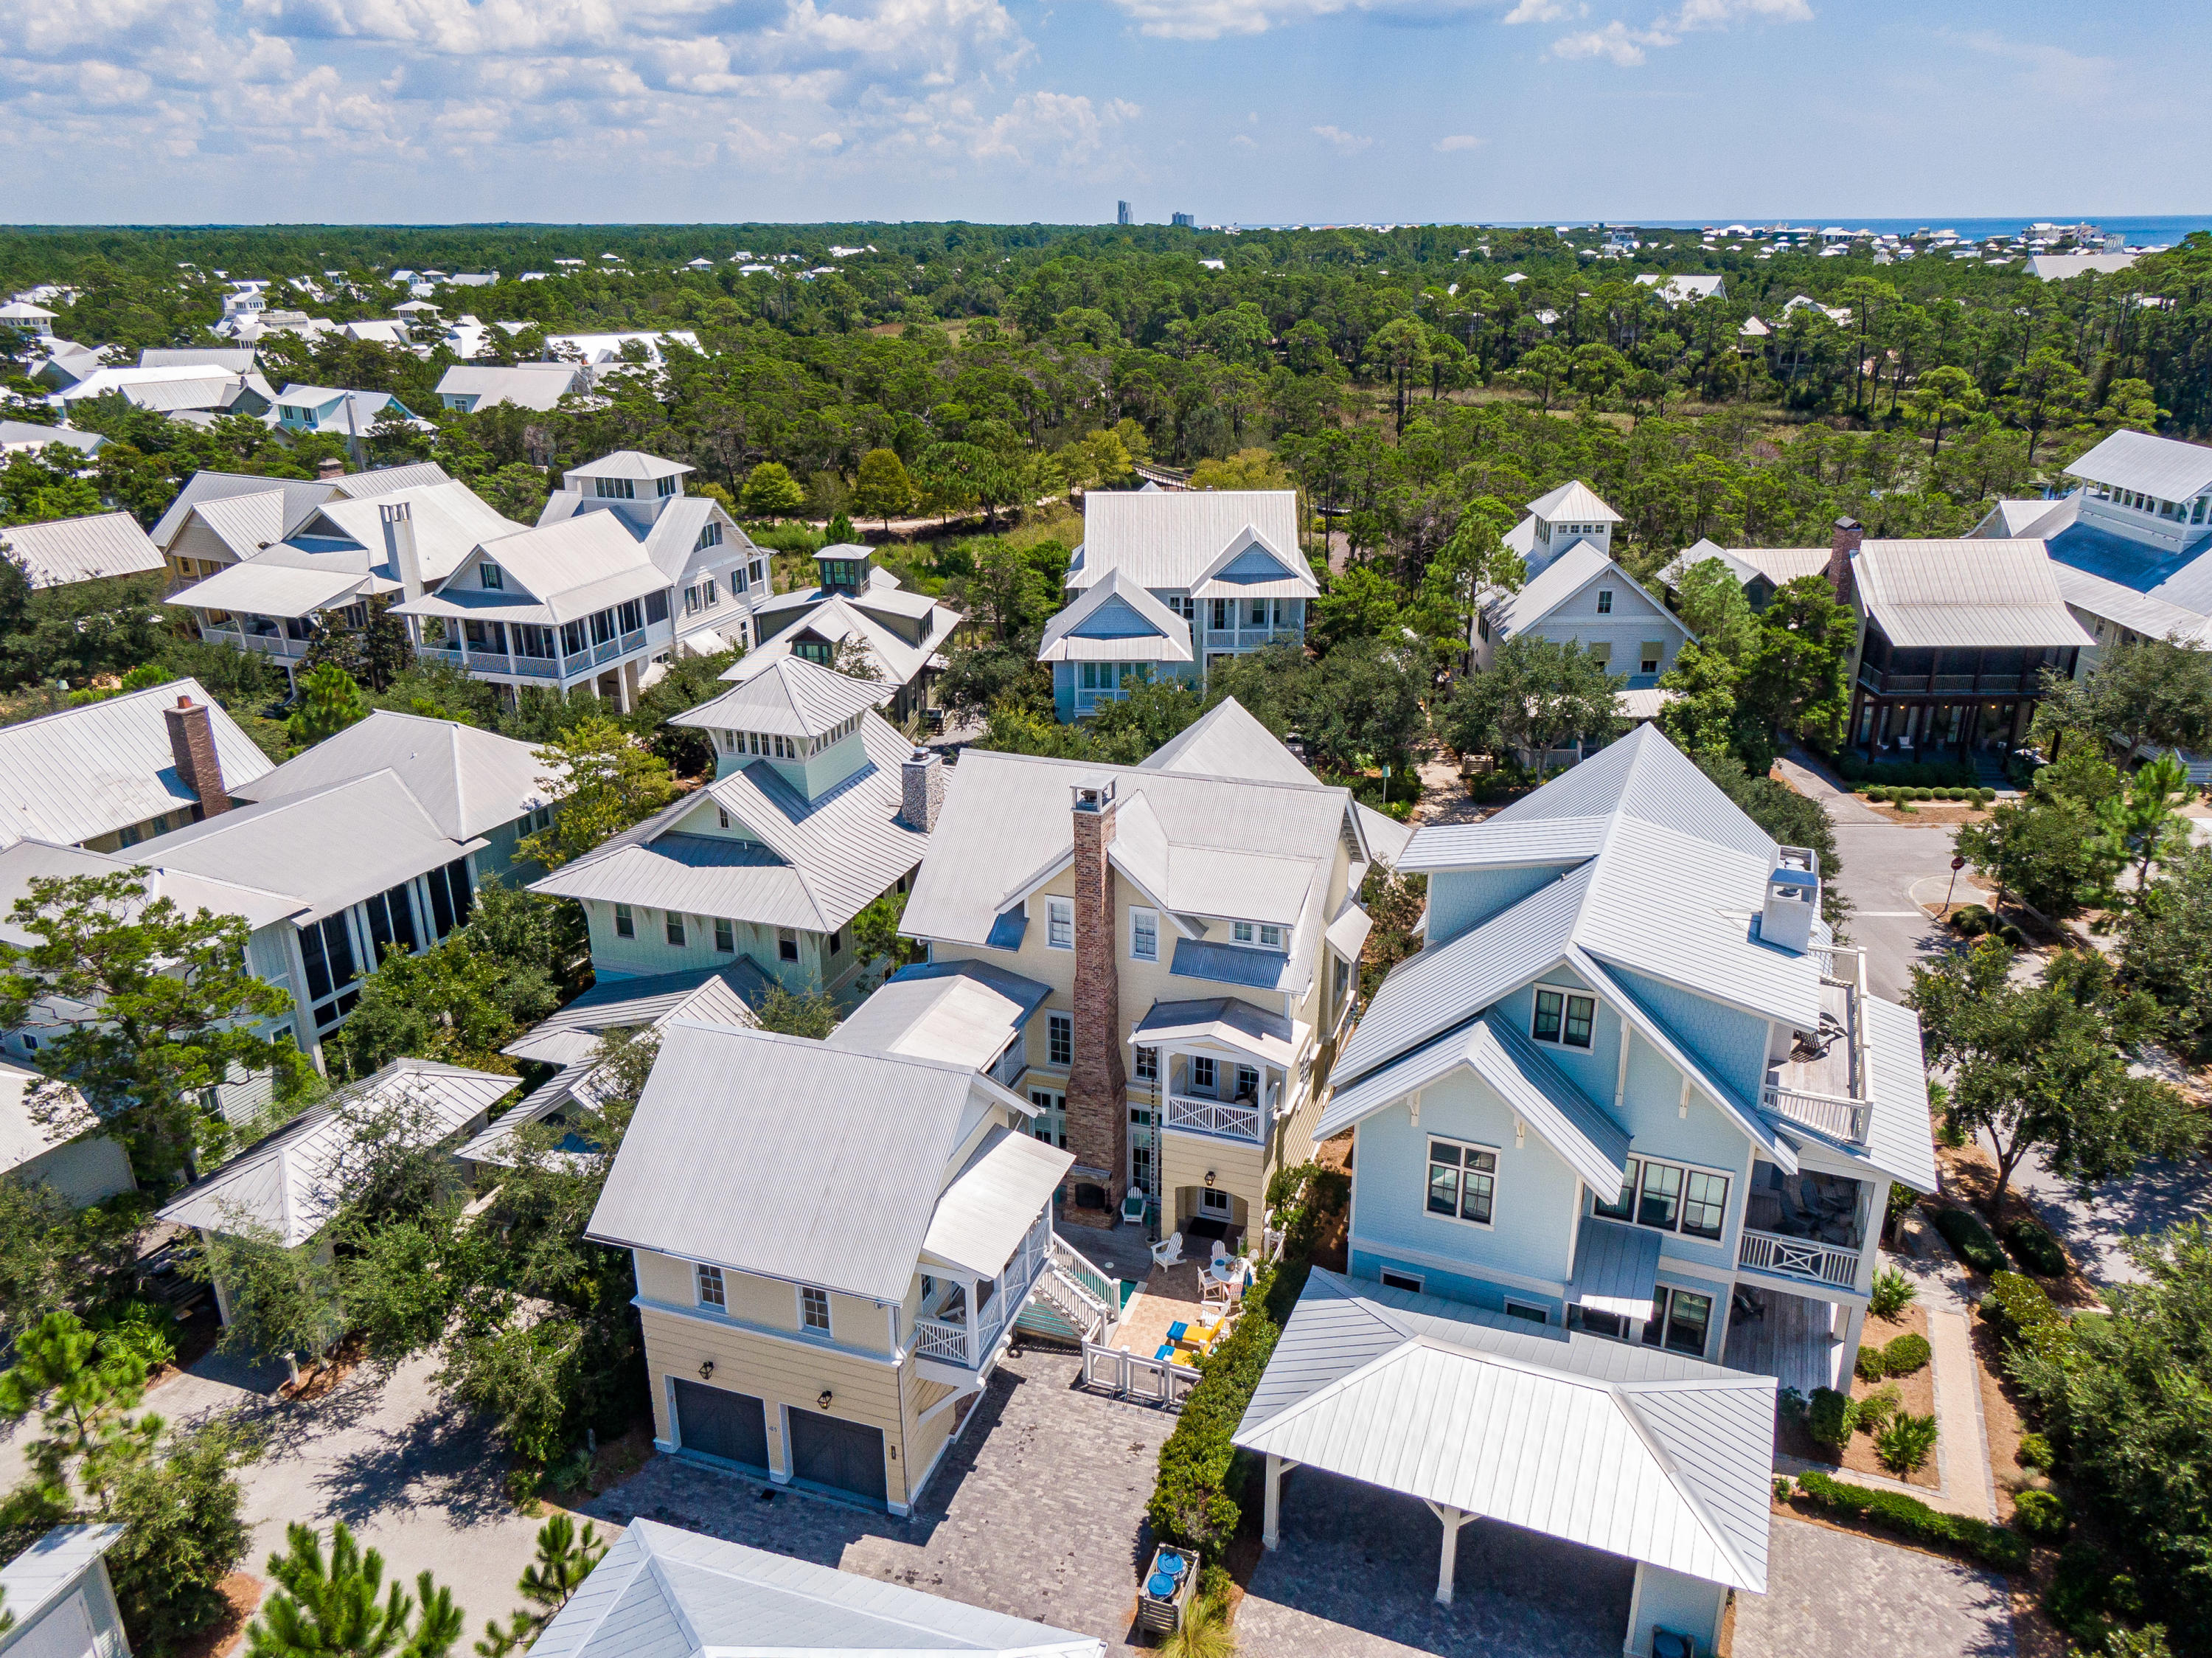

left=899, top=699, right=1406, bottom=1250
left=586, top=1019, right=1118, bottom=1515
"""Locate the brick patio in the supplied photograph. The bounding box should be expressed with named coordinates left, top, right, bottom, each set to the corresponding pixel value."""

left=582, top=1348, right=1176, bottom=1655
left=1236, top=1468, right=1637, bottom=1658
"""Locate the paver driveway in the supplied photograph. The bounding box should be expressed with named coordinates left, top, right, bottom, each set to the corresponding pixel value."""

left=584, top=1347, right=1175, bottom=1655
left=1734, top=1516, right=2014, bottom=1658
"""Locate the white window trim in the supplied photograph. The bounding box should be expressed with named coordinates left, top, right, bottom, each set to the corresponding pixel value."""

left=796, top=1283, right=832, bottom=1336
left=1046, top=897, right=1074, bottom=951
left=1379, top=1268, right=1425, bottom=1294
left=1503, top=1297, right=1550, bottom=1326
left=1130, top=906, right=1159, bottom=962
left=1047, top=1012, right=1074, bottom=1070
left=1529, top=981, right=1599, bottom=1050
left=1259, top=923, right=1284, bottom=949
left=695, top=1263, right=726, bottom=1310
left=1425, top=1133, right=1500, bottom=1232
left=1231, top=920, right=1255, bottom=943
left=1200, top=1187, right=1231, bottom=1215
left=1596, top=1152, right=1734, bottom=1243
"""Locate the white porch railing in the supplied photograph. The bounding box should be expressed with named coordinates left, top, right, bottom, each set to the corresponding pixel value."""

left=913, top=1210, right=1053, bottom=1370
left=1739, top=1226, right=1860, bottom=1288
left=1163, top=1094, right=1262, bottom=1142
left=914, top=1317, right=970, bottom=1364
left=987, top=1045, right=1028, bottom=1090
left=1080, top=1341, right=1201, bottom=1408
left=1761, top=1083, right=1874, bottom=1145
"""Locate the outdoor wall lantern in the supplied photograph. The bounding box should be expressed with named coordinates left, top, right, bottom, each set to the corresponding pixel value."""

left=698, top=1359, right=714, bottom=1381
left=818, top=1389, right=834, bottom=1410
left=1204, top=1170, right=1217, bottom=1189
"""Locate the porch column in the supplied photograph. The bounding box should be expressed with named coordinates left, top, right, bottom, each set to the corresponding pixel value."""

left=1836, top=1300, right=1868, bottom=1391
left=1422, top=1500, right=1474, bottom=1606
left=1262, top=1454, right=1298, bottom=1550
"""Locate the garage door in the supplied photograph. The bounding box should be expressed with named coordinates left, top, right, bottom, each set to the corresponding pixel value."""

left=671, top=1378, right=769, bottom=1473
left=787, top=1406, right=888, bottom=1505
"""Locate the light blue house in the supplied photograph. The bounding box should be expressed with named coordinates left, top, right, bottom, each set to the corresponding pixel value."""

left=1045, top=488, right=1317, bottom=721
left=271, top=385, right=430, bottom=465
left=1237, top=725, right=1937, bottom=1656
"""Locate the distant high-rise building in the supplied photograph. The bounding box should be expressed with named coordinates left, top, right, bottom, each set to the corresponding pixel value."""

left=1171, top=212, right=1195, bottom=229
left=1117, top=201, right=1132, bottom=226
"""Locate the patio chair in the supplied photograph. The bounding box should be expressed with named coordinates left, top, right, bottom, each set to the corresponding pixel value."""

left=1121, top=1186, right=1147, bottom=1226
left=1150, top=1232, right=1185, bottom=1269
left=1731, top=1287, right=1764, bottom=1327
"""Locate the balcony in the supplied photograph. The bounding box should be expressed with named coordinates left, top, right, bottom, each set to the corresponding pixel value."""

left=466, top=651, right=512, bottom=674
left=417, top=645, right=465, bottom=668
left=1163, top=1094, right=1263, bottom=1142
left=1764, top=948, right=1873, bottom=1148
left=911, top=1209, right=1052, bottom=1373
left=563, top=649, right=596, bottom=677
left=1739, top=1226, right=1860, bottom=1288
left=512, top=656, right=560, bottom=679
left=987, top=1043, right=1028, bottom=1092
left=234, top=631, right=310, bottom=659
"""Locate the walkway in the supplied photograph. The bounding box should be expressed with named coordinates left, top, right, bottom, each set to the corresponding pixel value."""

left=1237, top=1470, right=1634, bottom=1658
left=585, top=1349, right=1175, bottom=1657
left=1733, top=1516, right=2015, bottom=1658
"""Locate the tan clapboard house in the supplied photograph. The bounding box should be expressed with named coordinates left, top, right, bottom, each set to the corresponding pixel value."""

left=587, top=1019, right=1121, bottom=1514
left=899, top=699, right=1401, bottom=1249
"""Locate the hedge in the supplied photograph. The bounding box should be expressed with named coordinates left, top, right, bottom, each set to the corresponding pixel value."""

left=2003, top=1215, right=2069, bottom=1278
left=1837, top=757, right=1980, bottom=788
left=1145, top=1256, right=1312, bottom=1551
left=1791, top=1469, right=2030, bottom=1572
left=1979, top=1269, right=2070, bottom=1356
left=1808, top=1385, right=1852, bottom=1450
left=1935, top=1205, right=2007, bottom=1275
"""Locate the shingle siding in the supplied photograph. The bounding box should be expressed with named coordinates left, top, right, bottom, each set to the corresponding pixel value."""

left=1427, top=864, right=1573, bottom=946
left=1610, top=966, right=1770, bottom=1107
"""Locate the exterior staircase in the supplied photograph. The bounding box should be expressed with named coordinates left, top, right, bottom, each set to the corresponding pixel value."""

left=1972, top=749, right=2010, bottom=791
left=1016, top=1237, right=1121, bottom=1345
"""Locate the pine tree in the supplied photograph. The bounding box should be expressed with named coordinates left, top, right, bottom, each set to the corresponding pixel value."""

left=245, top=1522, right=464, bottom=1658
left=518, top=1515, right=606, bottom=1617
left=288, top=662, right=368, bottom=749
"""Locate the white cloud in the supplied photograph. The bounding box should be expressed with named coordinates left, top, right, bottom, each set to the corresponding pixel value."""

left=1105, top=0, right=1496, bottom=43
left=1312, top=122, right=1373, bottom=153
left=1961, top=31, right=2116, bottom=103
left=1551, top=0, right=1805, bottom=64
left=1501, top=0, right=1576, bottom=22
left=1433, top=132, right=1483, bottom=150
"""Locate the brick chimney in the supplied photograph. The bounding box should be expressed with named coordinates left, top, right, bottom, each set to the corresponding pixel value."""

left=900, top=747, right=944, bottom=833
left=163, top=695, right=231, bottom=819
left=1828, top=516, right=1863, bottom=605
left=318, top=456, right=346, bottom=480
left=1064, top=780, right=1127, bottom=1193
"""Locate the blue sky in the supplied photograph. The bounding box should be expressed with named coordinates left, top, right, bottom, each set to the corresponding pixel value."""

left=0, top=0, right=2199, bottom=225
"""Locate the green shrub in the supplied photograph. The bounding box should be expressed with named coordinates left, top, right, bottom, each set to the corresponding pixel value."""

left=1851, top=1384, right=1902, bottom=1436
left=1856, top=1344, right=1888, bottom=1383
left=1870, top=1265, right=1919, bottom=1319
left=2048, top=1542, right=2143, bottom=1646
left=1951, top=903, right=1992, bottom=937
left=1808, top=1386, right=1852, bottom=1450
left=2012, top=1488, right=2070, bottom=1539
left=1935, top=1205, right=2006, bottom=1274
left=1877, top=1411, right=1938, bottom=1473
left=2002, top=1215, right=2068, bottom=1277
left=1979, top=1269, right=2070, bottom=1354
left=1978, top=788, right=1997, bottom=806
left=1790, top=1469, right=2029, bottom=1571
left=2017, top=1431, right=2054, bottom=1471
left=1882, top=1332, right=1932, bottom=1376
left=1773, top=1474, right=1797, bottom=1502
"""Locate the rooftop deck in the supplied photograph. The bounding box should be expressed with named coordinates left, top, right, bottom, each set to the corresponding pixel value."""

left=1764, top=948, right=1874, bottom=1145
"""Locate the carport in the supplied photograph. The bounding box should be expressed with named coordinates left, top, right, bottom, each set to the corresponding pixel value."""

left=1236, top=1270, right=1775, bottom=1658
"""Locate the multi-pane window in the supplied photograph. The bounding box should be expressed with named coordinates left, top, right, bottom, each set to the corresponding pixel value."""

left=1191, top=1056, right=1216, bottom=1091
left=1236, top=1064, right=1259, bottom=1100
left=1046, top=898, right=1074, bottom=950
left=1596, top=589, right=1613, bottom=614
left=1131, top=909, right=1158, bottom=962
left=594, top=476, right=635, bottom=499
left=695, top=1263, right=725, bottom=1309
left=714, top=918, right=734, bottom=953
left=1133, top=1045, right=1158, bottom=1082
left=1259, top=924, right=1283, bottom=949
left=777, top=929, right=799, bottom=962
left=1426, top=1137, right=1497, bottom=1227
left=656, top=474, right=678, bottom=498
left=1048, top=1013, right=1073, bottom=1068
left=697, top=520, right=723, bottom=549
left=799, top=1285, right=831, bottom=1333
left=613, top=903, right=635, bottom=939
left=1641, top=642, right=1663, bottom=675
left=666, top=912, right=686, bottom=948
left=1232, top=921, right=1254, bottom=943
left=1595, top=1155, right=1730, bottom=1244
left=1531, top=987, right=1595, bottom=1048
left=1644, top=1286, right=1712, bottom=1356
left=479, top=562, right=504, bottom=589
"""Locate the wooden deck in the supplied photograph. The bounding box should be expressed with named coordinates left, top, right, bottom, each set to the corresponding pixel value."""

left=1770, top=980, right=1859, bottom=1100
left=1722, top=1285, right=1844, bottom=1395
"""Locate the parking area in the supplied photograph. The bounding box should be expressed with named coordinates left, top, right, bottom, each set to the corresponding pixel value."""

left=1733, top=1516, right=2015, bottom=1658
left=584, top=1347, right=1177, bottom=1655
left=1234, top=1468, right=1635, bottom=1658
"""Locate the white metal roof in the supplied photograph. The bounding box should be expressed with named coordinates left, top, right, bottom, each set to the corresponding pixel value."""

left=920, top=1125, right=1074, bottom=1277
left=1130, top=996, right=1301, bottom=1069
left=1037, top=569, right=1194, bottom=664
left=1852, top=540, right=2096, bottom=651
left=525, top=1519, right=1102, bottom=1658
left=1234, top=1271, right=1773, bottom=1592
left=136, top=769, right=485, bottom=923
left=535, top=715, right=927, bottom=934
left=0, top=513, right=164, bottom=588
left=237, top=712, right=557, bottom=841
left=433, top=364, right=583, bottom=412
left=0, top=679, right=276, bottom=851
left=169, top=558, right=377, bottom=618
left=2062, top=429, right=2212, bottom=502
left=0, top=1060, right=99, bottom=1178
left=829, top=960, right=1050, bottom=1070
left=731, top=591, right=959, bottom=690
left=397, top=513, right=662, bottom=626
left=159, top=1059, right=515, bottom=1246
left=675, top=655, right=886, bottom=740
left=1526, top=479, right=1623, bottom=523
left=302, top=481, right=529, bottom=586
left=1658, top=538, right=1832, bottom=593
left=1490, top=544, right=1687, bottom=643
left=585, top=1020, right=1026, bottom=1303
left=1068, top=489, right=1310, bottom=594
left=0, top=1525, right=127, bottom=1637
left=0, top=839, right=303, bottom=948
left=2026, top=252, right=2139, bottom=282
left=562, top=449, right=692, bottom=481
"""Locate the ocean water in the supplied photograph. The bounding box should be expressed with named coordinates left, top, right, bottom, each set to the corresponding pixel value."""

left=1601, top=215, right=2212, bottom=246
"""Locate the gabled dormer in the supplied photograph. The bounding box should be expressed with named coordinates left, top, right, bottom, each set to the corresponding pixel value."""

left=671, top=655, right=886, bottom=804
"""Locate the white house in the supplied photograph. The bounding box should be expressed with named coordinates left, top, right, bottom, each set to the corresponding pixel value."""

left=0, top=1525, right=131, bottom=1658
left=733, top=546, right=960, bottom=724
left=0, top=1064, right=134, bottom=1210
left=1474, top=480, right=1693, bottom=704
left=0, top=423, right=104, bottom=465
left=51, top=364, right=276, bottom=420
left=1632, top=272, right=1728, bottom=305
left=1245, top=724, right=1937, bottom=1656
left=1048, top=488, right=1316, bottom=721
left=0, top=513, right=165, bottom=591
left=270, top=385, right=431, bottom=463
